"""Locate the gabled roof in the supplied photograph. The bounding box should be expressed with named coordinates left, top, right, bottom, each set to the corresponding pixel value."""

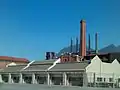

left=112, top=59, right=120, bottom=64
left=31, top=59, right=57, bottom=65
left=90, top=55, right=102, bottom=63
left=86, top=55, right=120, bottom=74
left=0, top=56, right=29, bottom=63
left=6, top=62, right=16, bottom=67
left=0, top=65, right=26, bottom=73
left=23, top=64, right=51, bottom=72
left=0, top=59, right=57, bottom=73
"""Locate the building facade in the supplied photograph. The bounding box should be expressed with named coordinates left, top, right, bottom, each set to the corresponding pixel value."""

left=0, top=56, right=120, bottom=88
left=0, top=56, right=29, bottom=69
left=86, top=55, right=120, bottom=87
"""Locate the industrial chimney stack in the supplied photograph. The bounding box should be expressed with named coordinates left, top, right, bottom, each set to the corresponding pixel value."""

left=76, top=37, right=78, bottom=53
left=70, top=38, right=73, bottom=53
left=95, top=33, right=98, bottom=54
left=80, top=20, right=86, bottom=57
left=88, top=34, right=91, bottom=54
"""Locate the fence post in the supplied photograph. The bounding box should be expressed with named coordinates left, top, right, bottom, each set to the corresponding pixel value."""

left=90, top=72, right=92, bottom=87
left=47, top=73, right=50, bottom=85
left=83, top=72, right=88, bottom=87
left=0, top=73, right=3, bottom=83
left=113, top=73, right=115, bottom=88
left=63, top=72, right=67, bottom=86
left=8, top=73, right=12, bottom=84
left=93, top=72, right=96, bottom=87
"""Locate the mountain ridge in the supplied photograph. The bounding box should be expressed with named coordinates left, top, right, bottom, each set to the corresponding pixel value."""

left=57, top=44, right=120, bottom=56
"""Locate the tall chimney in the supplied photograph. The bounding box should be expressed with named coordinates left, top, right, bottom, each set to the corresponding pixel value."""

left=76, top=37, right=78, bottom=53
left=80, top=20, right=86, bottom=56
left=95, top=33, right=98, bottom=54
left=70, top=38, right=73, bottom=53
left=88, top=34, right=91, bottom=54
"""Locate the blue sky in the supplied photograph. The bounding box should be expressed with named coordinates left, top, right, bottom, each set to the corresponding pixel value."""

left=0, top=0, right=120, bottom=60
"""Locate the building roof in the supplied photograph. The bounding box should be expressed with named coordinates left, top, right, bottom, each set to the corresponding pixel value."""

left=31, top=59, right=56, bottom=65
left=0, top=64, right=6, bottom=69
left=23, top=64, right=52, bottom=72
left=0, top=59, right=88, bottom=73
left=0, top=56, right=29, bottom=63
left=49, top=62, right=88, bottom=72
left=0, top=65, right=26, bottom=73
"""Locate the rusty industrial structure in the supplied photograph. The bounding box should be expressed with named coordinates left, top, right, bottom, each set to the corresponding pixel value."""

left=60, top=19, right=89, bottom=62
left=59, top=19, right=107, bottom=63
left=80, top=20, right=86, bottom=57
left=45, top=19, right=120, bottom=64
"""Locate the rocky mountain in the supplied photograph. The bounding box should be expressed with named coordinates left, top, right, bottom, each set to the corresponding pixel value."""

left=99, top=44, right=120, bottom=53
left=57, top=44, right=120, bottom=56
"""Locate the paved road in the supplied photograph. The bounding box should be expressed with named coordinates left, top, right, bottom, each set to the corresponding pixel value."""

left=0, top=84, right=119, bottom=90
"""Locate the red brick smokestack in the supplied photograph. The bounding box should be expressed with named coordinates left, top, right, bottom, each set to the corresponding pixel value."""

left=80, top=20, right=86, bottom=57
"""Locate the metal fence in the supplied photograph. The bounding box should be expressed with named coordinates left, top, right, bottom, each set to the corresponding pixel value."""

left=0, top=72, right=120, bottom=88
left=86, top=72, right=120, bottom=88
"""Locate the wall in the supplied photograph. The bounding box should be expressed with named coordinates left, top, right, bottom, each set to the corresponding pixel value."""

left=86, top=55, right=120, bottom=83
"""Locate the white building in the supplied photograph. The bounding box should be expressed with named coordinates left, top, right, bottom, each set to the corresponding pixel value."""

left=86, top=55, right=120, bottom=87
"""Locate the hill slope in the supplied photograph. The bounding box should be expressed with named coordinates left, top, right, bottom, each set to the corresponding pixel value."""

left=57, top=44, right=120, bottom=56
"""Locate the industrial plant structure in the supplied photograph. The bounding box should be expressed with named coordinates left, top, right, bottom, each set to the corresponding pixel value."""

left=0, top=19, right=120, bottom=88
left=0, top=56, right=120, bottom=88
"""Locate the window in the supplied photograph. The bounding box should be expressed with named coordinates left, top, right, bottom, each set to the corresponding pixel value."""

left=109, top=78, right=113, bottom=82
left=118, top=78, right=120, bottom=82
left=104, top=78, right=106, bottom=82
left=64, top=59, right=67, bottom=62
left=97, top=77, right=102, bottom=82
